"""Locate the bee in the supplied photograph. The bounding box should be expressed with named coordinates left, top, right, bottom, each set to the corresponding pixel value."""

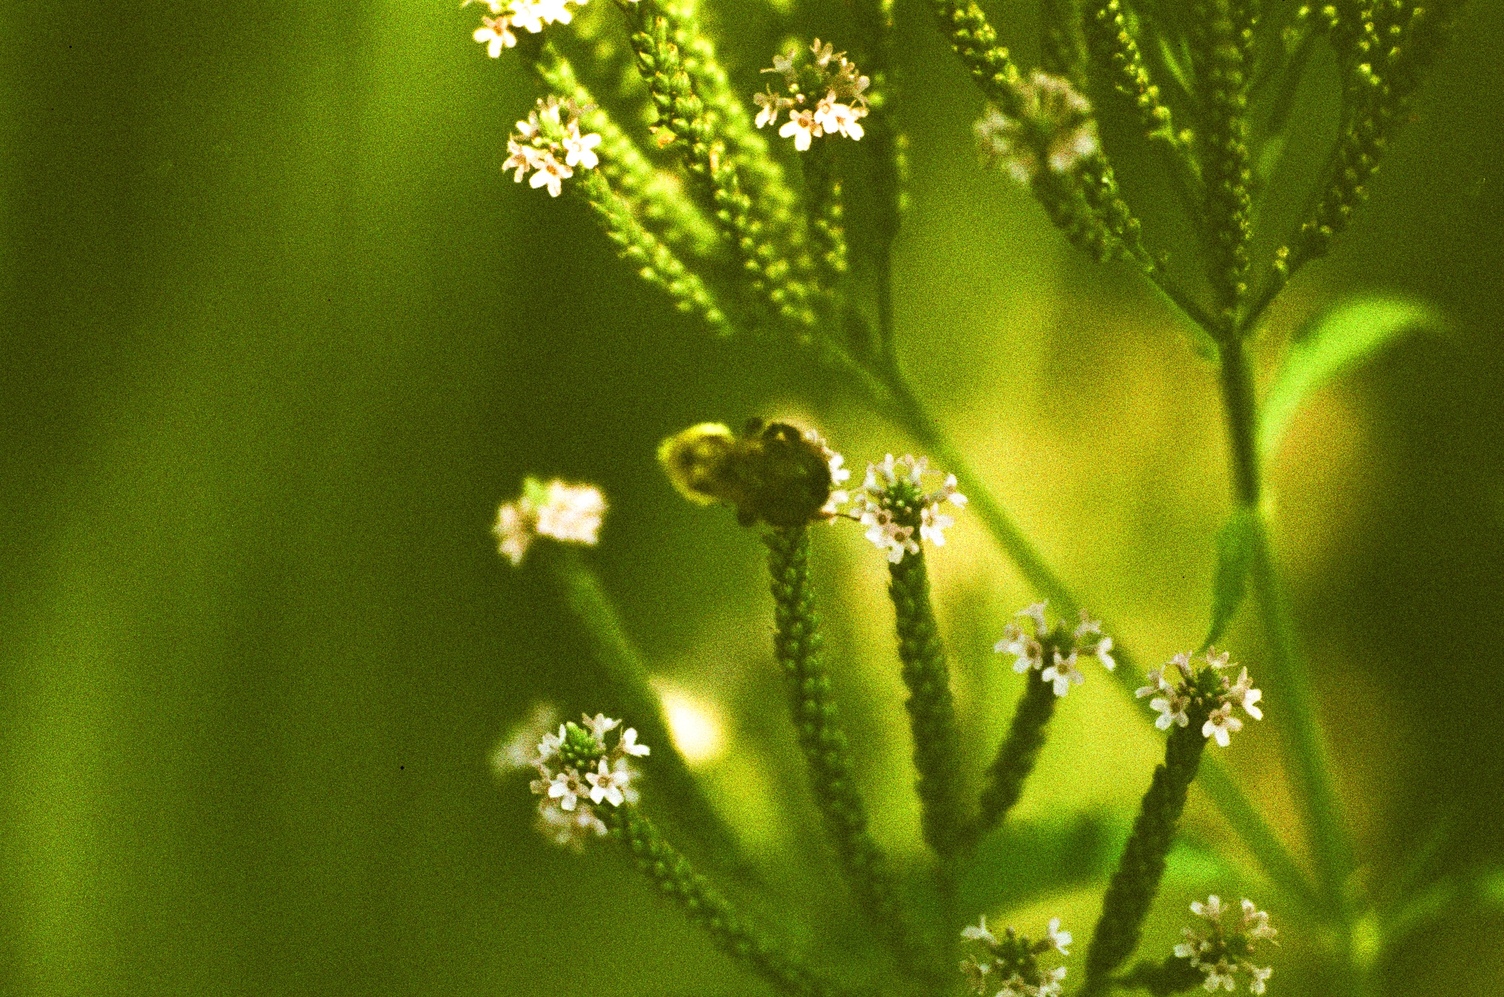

left=658, top=418, right=834, bottom=528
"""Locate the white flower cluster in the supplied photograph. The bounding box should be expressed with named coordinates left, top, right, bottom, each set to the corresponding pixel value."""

left=825, top=454, right=967, bottom=563
left=1173, top=895, right=1276, bottom=994
left=753, top=39, right=870, bottom=151
left=1135, top=650, right=1263, bottom=746
left=973, top=70, right=1099, bottom=184
left=960, top=914, right=1071, bottom=997
left=994, top=602, right=1116, bottom=697
left=801, top=428, right=852, bottom=517
left=493, top=475, right=607, bottom=566
left=526, top=712, right=650, bottom=850
left=503, top=98, right=603, bottom=197
left=468, top=0, right=629, bottom=57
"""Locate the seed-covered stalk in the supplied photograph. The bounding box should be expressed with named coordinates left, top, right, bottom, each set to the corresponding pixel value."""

left=973, top=668, right=1058, bottom=841
left=1193, top=0, right=1256, bottom=325
left=1083, top=710, right=1212, bottom=992
left=801, top=141, right=848, bottom=311
left=763, top=526, right=928, bottom=976
left=605, top=804, right=856, bottom=997
left=1083, top=648, right=1264, bottom=993
left=532, top=41, right=722, bottom=260
left=620, top=2, right=817, bottom=328
left=574, top=169, right=733, bottom=336
left=887, top=548, right=966, bottom=861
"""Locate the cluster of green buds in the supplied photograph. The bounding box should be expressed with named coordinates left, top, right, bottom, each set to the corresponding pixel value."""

left=493, top=476, right=606, bottom=566
left=753, top=39, right=872, bottom=151
left=960, top=914, right=1072, bottom=997
left=974, top=70, right=1100, bottom=184
left=1136, top=650, right=1263, bottom=746
left=504, top=97, right=603, bottom=197
left=994, top=601, right=1117, bottom=697
left=527, top=712, right=650, bottom=850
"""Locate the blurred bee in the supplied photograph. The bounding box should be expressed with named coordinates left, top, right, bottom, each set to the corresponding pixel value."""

left=658, top=418, right=834, bottom=528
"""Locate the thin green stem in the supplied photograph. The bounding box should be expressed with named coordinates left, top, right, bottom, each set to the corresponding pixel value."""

left=547, top=548, right=751, bottom=872
left=1214, top=343, right=1354, bottom=921
left=873, top=369, right=1321, bottom=915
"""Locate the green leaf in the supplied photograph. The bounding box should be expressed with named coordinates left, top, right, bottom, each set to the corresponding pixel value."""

left=1202, top=508, right=1258, bottom=650
left=1259, top=296, right=1440, bottom=457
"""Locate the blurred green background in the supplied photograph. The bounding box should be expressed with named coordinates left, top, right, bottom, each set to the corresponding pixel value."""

left=2, top=1, right=1502, bottom=994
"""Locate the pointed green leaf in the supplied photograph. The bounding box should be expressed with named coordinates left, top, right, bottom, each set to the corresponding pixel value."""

left=1259, top=296, right=1439, bottom=457
left=1203, top=508, right=1258, bottom=650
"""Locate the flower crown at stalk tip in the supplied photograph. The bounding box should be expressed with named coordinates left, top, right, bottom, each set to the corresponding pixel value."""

left=960, top=913, right=1072, bottom=997
left=527, top=712, right=650, bottom=850
left=466, top=0, right=633, bottom=57
left=974, top=70, right=1099, bottom=185
left=1174, top=895, right=1276, bottom=994
left=493, top=475, right=607, bottom=566
left=826, top=454, right=968, bottom=563
left=1135, top=649, right=1264, bottom=747
left=753, top=39, right=871, bottom=151
left=994, top=601, right=1117, bottom=697
left=503, top=97, right=603, bottom=197
left=656, top=419, right=848, bottom=528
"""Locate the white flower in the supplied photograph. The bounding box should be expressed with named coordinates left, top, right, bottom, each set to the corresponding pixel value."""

left=581, top=712, right=620, bottom=742
left=536, top=723, right=565, bottom=763
left=492, top=499, right=533, bottom=565
left=528, top=150, right=572, bottom=197
left=618, top=727, right=650, bottom=757
left=1149, top=690, right=1191, bottom=730
left=1072, top=613, right=1116, bottom=671
left=1019, top=601, right=1049, bottom=635
left=1038, top=965, right=1068, bottom=997
left=535, top=481, right=605, bottom=543
left=1046, top=917, right=1072, bottom=956
left=827, top=451, right=851, bottom=485
left=507, top=0, right=547, bottom=34
left=1191, top=895, right=1227, bottom=922
left=1041, top=649, right=1085, bottom=697
left=536, top=799, right=607, bottom=850
left=1202, top=703, right=1243, bottom=747
left=473, top=15, right=517, bottom=57
left=752, top=89, right=786, bottom=128
left=960, top=955, right=992, bottom=994
left=861, top=505, right=918, bottom=564
left=919, top=503, right=955, bottom=546
left=1205, top=648, right=1232, bottom=670
left=1248, top=965, right=1273, bottom=994
left=492, top=702, right=559, bottom=773
left=995, top=623, right=1044, bottom=673
left=1227, top=667, right=1263, bottom=721
left=562, top=122, right=601, bottom=169
left=1135, top=667, right=1168, bottom=699
left=533, top=0, right=575, bottom=26
left=813, top=92, right=866, bottom=140
left=586, top=756, right=631, bottom=807
left=547, top=769, right=585, bottom=811
left=1202, top=961, right=1238, bottom=992
left=503, top=139, right=540, bottom=184
left=1047, top=122, right=1098, bottom=173
left=779, top=108, right=819, bottom=151
left=960, top=914, right=997, bottom=945
left=1240, top=899, right=1276, bottom=941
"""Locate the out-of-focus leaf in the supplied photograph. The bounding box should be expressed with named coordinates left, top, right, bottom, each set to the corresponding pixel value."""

left=1202, top=508, right=1258, bottom=650
left=958, top=813, right=1125, bottom=914
left=1259, top=296, right=1439, bottom=457
left=1162, top=836, right=1243, bottom=893
left=1481, top=868, right=1504, bottom=909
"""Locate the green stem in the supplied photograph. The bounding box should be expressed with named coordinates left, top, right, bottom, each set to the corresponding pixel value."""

left=606, top=804, right=858, bottom=997
left=547, top=548, right=750, bottom=872
left=1215, top=341, right=1353, bottom=921
left=875, top=370, right=1321, bottom=914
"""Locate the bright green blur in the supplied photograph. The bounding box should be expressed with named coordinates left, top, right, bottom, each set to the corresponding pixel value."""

left=2, top=2, right=1502, bottom=995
